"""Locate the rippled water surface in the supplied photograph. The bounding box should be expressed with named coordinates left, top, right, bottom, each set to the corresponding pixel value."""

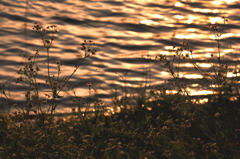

left=1, top=0, right=240, bottom=113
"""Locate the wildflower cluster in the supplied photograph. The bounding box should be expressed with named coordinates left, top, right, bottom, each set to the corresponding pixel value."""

left=33, top=23, right=57, bottom=49
left=81, top=40, right=97, bottom=57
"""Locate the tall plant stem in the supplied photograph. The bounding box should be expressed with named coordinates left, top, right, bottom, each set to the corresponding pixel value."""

left=56, top=57, right=86, bottom=95
left=46, top=48, right=52, bottom=88
left=217, top=37, right=221, bottom=66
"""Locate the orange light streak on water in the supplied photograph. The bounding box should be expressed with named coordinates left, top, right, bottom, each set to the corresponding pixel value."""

left=185, top=74, right=203, bottom=79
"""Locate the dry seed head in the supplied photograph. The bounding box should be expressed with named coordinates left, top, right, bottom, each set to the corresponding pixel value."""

left=45, top=39, right=50, bottom=44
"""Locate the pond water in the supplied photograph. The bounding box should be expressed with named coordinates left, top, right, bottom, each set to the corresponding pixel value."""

left=0, top=0, right=240, bottom=113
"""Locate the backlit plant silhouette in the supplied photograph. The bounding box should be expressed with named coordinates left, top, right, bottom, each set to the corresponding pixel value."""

left=155, top=17, right=239, bottom=99
left=1, top=23, right=97, bottom=119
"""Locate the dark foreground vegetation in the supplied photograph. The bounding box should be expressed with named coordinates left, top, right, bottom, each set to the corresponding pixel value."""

left=0, top=20, right=240, bottom=158
left=0, top=94, right=239, bottom=158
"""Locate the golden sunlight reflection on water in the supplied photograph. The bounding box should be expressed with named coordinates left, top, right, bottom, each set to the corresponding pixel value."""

left=0, top=0, right=240, bottom=113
